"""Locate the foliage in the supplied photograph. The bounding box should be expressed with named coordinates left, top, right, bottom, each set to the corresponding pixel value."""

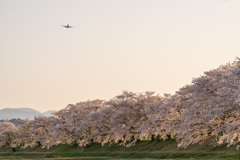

left=0, top=118, right=25, bottom=126
left=0, top=121, right=18, bottom=148
left=1, top=58, right=240, bottom=150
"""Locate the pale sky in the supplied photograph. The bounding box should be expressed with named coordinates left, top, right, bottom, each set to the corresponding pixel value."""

left=1, top=0, right=240, bottom=112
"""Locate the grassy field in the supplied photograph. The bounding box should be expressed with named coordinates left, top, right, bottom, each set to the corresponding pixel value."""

left=0, top=140, right=239, bottom=159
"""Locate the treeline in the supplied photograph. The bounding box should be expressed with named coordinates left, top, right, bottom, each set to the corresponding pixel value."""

left=1, top=58, right=240, bottom=151
left=0, top=118, right=25, bottom=126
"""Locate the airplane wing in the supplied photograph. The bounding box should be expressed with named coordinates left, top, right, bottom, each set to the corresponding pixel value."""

left=61, top=25, right=74, bottom=28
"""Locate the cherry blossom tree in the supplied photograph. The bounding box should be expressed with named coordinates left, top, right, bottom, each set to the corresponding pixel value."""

left=13, top=120, right=36, bottom=149
left=2, top=57, right=240, bottom=150
left=78, top=105, right=115, bottom=146
left=0, top=121, right=18, bottom=151
left=49, top=100, right=106, bottom=147
left=103, top=91, right=161, bottom=147
left=137, top=93, right=173, bottom=141
left=174, top=58, right=240, bottom=148
left=29, top=116, right=57, bottom=148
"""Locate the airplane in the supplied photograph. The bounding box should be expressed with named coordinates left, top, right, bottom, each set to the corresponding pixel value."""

left=61, top=24, right=73, bottom=28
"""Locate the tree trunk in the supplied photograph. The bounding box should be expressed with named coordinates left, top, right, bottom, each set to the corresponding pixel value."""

left=116, top=140, right=122, bottom=144
left=37, top=141, right=41, bottom=146
left=130, top=136, right=134, bottom=142
left=90, top=138, right=94, bottom=144
left=151, top=135, right=155, bottom=141
left=156, top=135, right=161, bottom=142
left=166, top=134, right=171, bottom=140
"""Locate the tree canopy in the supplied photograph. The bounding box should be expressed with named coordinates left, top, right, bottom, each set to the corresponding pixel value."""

left=1, top=58, right=240, bottom=149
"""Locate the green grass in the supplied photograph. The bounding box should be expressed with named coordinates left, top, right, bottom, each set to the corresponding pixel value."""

left=0, top=140, right=240, bottom=159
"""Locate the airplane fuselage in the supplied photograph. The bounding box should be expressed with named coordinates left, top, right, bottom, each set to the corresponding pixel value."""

left=62, top=24, right=73, bottom=28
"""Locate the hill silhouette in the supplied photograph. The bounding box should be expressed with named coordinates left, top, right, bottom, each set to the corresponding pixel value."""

left=0, top=108, right=56, bottom=120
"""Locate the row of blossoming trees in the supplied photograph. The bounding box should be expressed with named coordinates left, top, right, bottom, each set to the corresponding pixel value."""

left=1, top=58, right=240, bottom=151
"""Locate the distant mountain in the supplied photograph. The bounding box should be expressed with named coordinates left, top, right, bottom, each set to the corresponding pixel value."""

left=42, top=110, right=57, bottom=116
left=0, top=108, right=57, bottom=120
